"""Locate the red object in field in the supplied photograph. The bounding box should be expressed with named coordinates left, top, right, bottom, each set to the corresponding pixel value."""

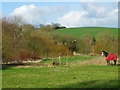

left=106, top=54, right=117, bottom=61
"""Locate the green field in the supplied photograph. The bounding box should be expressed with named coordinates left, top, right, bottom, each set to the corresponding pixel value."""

left=41, top=57, right=95, bottom=64
left=52, top=27, right=118, bottom=38
left=2, top=27, right=119, bottom=88
left=2, top=56, right=119, bottom=88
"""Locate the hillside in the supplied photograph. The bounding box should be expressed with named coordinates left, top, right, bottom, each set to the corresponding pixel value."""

left=52, top=27, right=118, bottom=38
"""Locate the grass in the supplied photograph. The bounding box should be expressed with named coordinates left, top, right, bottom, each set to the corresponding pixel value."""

left=51, top=27, right=118, bottom=38
left=2, top=56, right=119, bottom=88
left=41, top=56, right=95, bottom=64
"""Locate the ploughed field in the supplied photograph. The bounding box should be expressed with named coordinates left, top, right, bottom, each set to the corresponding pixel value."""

left=2, top=56, right=119, bottom=88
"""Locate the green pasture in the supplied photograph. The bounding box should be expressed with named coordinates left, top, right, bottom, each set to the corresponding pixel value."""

left=2, top=56, right=119, bottom=88
left=41, top=57, right=95, bottom=64
left=52, top=27, right=118, bottom=38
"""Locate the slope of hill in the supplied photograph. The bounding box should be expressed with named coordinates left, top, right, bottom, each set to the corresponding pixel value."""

left=52, top=27, right=118, bottom=38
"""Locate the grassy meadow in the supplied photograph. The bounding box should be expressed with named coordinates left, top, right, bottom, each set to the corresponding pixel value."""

left=2, top=56, right=119, bottom=88
left=52, top=27, right=118, bottom=38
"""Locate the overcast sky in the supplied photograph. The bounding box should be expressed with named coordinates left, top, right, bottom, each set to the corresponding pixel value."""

left=1, top=1, right=118, bottom=28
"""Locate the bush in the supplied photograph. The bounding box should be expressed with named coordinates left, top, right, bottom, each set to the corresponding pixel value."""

left=18, top=49, right=39, bottom=60
left=77, top=35, right=96, bottom=54
left=50, top=44, right=72, bottom=57
left=94, top=30, right=118, bottom=54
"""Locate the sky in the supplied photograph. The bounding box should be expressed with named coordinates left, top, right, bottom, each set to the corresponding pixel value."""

left=1, top=1, right=119, bottom=28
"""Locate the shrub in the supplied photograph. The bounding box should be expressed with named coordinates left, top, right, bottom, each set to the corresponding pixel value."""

left=94, top=30, right=118, bottom=54
left=77, top=35, right=96, bottom=54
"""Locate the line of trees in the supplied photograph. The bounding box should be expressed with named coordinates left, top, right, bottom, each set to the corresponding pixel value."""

left=1, top=16, right=118, bottom=63
left=39, top=23, right=66, bottom=31
left=2, top=17, right=71, bottom=63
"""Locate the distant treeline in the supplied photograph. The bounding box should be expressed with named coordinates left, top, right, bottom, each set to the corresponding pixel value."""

left=1, top=16, right=118, bottom=63
left=55, top=26, right=66, bottom=29
left=39, top=23, right=66, bottom=31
